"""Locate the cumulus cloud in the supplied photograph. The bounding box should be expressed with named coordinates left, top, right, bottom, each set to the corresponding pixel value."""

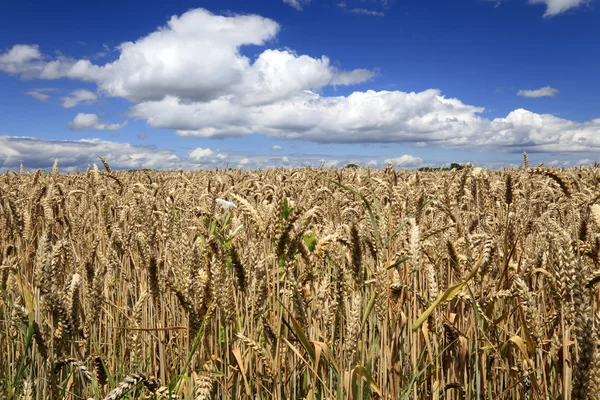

left=130, top=89, right=486, bottom=143
left=272, top=145, right=282, bottom=150
left=189, top=147, right=228, bottom=163
left=517, top=86, right=559, bottom=98
left=189, top=147, right=213, bottom=160
left=235, top=49, right=375, bottom=106
left=61, top=89, right=97, bottom=108
left=283, top=0, right=312, bottom=10
left=528, top=0, right=589, bottom=16
left=0, top=44, right=77, bottom=79
left=68, top=113, right=127, bottom=131
left=0, top=44, right=42, bottom=64
left=0, top=44, right=44, bottom=77
left=385, top=155, right=424, bottom=167
left=485, top=109, right=600, bottom=153
left=128, top=88, right=600, bottom=153
left=0, top=8, right=373, bottom=105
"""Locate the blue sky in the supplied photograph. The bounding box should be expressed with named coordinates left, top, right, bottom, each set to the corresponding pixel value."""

left=0, top=0, right=598, bottom=171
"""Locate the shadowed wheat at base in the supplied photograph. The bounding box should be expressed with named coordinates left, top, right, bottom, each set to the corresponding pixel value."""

left=1, top=154, right=600, bottom=399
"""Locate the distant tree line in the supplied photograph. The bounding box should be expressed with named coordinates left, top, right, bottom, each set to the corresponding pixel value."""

left=417, top=163, right=466, bottom=172
left=343, top=162, right=466, bottom=170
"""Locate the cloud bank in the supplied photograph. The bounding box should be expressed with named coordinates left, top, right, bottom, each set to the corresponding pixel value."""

left=0, top=136, right=424, bottom=172
left=67, top=113, right=127, bottom=131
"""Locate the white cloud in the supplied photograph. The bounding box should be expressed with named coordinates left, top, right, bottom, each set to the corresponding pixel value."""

left=0, top=44, right=42, bottom=64
left=337, top=1, right=386, bottom=16
left=91, top=9, right=284, bottom=102
left=26, top=90, right=50, bottom=101
left=385, top=155, right=424, bottom=167
left=272, top=145, right=282, bottom=150
left=0, top=44, right=76, bottom=79
left=235, top=49, right=375, bottom=106
left=189, top=147, right=214, bottom=161
left=0, top=11, right=279, bottom=100
left=0, top=8, right=373, bottom=105
left=0, top=136, right=183, bottom=171
left=528, top=0, right=589, bottom=16
left=282, top=156, right=289, bottom=164
left=348, top=8, right=385, bottom=16
left=68, top=113, right=100, bottom=130
left=331, top=68, right=376, bottom=85
left=128, top=89, right=600, bottom=153
left=61, top=89, right=97, bottom=108
left=130, top=89, right=487, bottom=143
left=68, top=113, right=127, bottom=131
left=283, top=0, right=311, bottom=10
left=517, top=86, right=559, bottom=98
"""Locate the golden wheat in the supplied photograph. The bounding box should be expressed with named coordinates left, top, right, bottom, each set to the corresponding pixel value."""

left=1, top=160, right=600, bottom=399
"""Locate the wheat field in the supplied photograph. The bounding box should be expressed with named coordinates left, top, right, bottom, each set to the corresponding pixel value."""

left=1, top=155, right=599, bottom=399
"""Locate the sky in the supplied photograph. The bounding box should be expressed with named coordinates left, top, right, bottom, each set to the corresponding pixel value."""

left=0, top=0, right=598, bottom=171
